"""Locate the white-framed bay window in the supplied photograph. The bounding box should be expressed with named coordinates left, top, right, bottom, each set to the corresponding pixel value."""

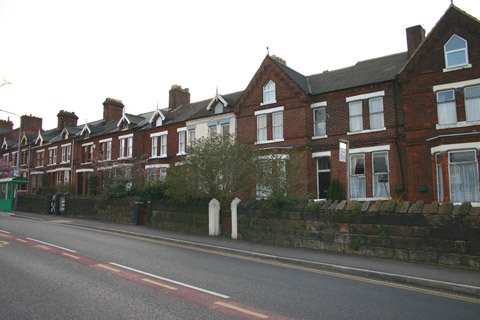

left=177, top=127, right=186, bottom=155
left=448, top=150, right=479, bottom=203
left=119, top=134, right=133, bottom=159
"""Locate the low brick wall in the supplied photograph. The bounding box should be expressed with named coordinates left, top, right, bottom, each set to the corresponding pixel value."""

left=150, top=201, right=209, bottom=235
left=238, top=200, right=480, bottom=270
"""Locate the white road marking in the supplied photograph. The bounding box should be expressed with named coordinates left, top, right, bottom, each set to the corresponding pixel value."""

left=109, top=262, right=231, bottom=299
left=0, top=230, right=11, bottom=234
left=26, top=238, right=77, bottom=253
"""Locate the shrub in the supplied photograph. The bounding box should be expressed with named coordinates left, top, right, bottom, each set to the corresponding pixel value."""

left=327, top=179, right=343, bottom=201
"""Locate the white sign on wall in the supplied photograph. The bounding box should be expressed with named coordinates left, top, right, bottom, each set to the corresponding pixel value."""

left=339, top=142, right=347, bottom=163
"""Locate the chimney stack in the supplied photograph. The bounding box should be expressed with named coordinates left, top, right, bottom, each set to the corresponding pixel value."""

left=169, top=85, right=190, bottom=109
left=0, top=118, right=13, bottom=130
left=57, top=110, right=78, bottom=129
left=271, top=55, right=286, bottom=65
left=103, top=98, right=124, bottom=122
left=20, top=114, right=43, bottom=135
left=406, top=25, right=425, bottom=57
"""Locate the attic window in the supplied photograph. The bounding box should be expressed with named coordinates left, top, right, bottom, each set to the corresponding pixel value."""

left=122, top=121, right=129, bottom=130
left=214, top=102, right=223, bottom=114
left=444, top=35, right=470, bottom=70
left=156, top=116, right=162, bottom=127
left=263, top=80, right=276, bottom=104
left=63, top=132, right=69, bottom=140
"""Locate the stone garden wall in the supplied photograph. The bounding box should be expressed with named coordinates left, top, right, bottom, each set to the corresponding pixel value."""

left=149, top=200, right=209, bottom=235
left=238, top=200, right=480, bottom=270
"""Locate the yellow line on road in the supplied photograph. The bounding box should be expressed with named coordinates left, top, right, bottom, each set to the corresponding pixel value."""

left=214, top=301, right=269, bottom=319
left=35, top=245, right=50, bottom=250
left=96, top=264, right=120, bottom=272
left=0, top=240, right=9, bottom=247
left=63, top=224, right=480, bottom=304
left=61, top=252, right=80, bottom=259
left=141, top=278, right=177, bottom=290
left=16, top=238, right=28, bottom=243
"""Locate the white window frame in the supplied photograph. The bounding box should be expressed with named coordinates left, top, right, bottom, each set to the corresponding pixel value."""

left=349, top=101, right=363, bottom=132
left=256, top=114, right=267, bottom=142
left=262, top=80, right=276, bottom=105
left=160, top=135, right=167, bottom=157
left=369, top=97, right=384, bottom=130
left=436, top=89, right=457, bottom=125
left=465, top=85, right=480, bottom=122
left=188, top=129, right=195, bottom=147
left=435, top=153, right=444, bottom=203
left=48, top=148, right=57, bottom=165
left=448, top=149, right=480, bottom=203
left=444, top=34, right=471, bottom=71
left=272, top=111, right=283, bottom=140
left=151, top=136, right=158, bottom=157
left=350, top=153, right=366, bottom=199
left=178, top=131, right=186, bottom=155
left=372, top=151, right=390, bottom=198
left=313, top=106, right=326, bottom=138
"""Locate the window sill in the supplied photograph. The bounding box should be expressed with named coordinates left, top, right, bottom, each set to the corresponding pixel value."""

left=436, top=120, right=480, bottom=130
left=312, top=135, right=328, bottom=140
left=443, top=64, right=472, bottom=73
left=118, top=157, right=133, bottom=160
left=176, top=152, right=187, bottom=156
left=98, top=159, right=112, bottom=163
left=35, top=166, right=44, bottom=169
left=255, top=138, right=285, bottom=145
left=347, top=127, right=386, bottom=135
left=149, top=155, right=168, bottom=159
left=260, top=100, right=277, bottom=106
left=81, top=161, right=93, bottom=165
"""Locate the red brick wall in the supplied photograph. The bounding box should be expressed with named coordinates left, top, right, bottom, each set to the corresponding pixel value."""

left=399, top=6, right=480, bottom=202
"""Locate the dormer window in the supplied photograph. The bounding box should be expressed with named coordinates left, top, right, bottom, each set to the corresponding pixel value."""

left=214, top=102, right=223, bottom=114
left=63, top=132, right=69, bottom=140
left=263, top=80, right=276, bottom=104
left=155, top=116, right=162, bottom=127
left=444, top=35, right=470, bottom=70
left=122, top=121, right=129, bottom=130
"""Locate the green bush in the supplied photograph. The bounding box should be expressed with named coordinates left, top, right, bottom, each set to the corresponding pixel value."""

left=327, top=179, right=343, bottom=201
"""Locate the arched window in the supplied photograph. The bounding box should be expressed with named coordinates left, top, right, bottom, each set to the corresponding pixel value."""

left=263, top=80, right=276, bottom=104
left=444, top=35, right=469, bottom=69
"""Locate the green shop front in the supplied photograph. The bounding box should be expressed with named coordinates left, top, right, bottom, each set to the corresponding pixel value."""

left=0, top=176, right=30, bottom=211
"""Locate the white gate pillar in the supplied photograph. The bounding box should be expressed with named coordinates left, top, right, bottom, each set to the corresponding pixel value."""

left=231, top=197, right=241, bottom=239
left=209, top=198, right=220, bottom=236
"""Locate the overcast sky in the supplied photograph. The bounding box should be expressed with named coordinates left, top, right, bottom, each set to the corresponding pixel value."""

left=1, top=0, right=479, bottom=130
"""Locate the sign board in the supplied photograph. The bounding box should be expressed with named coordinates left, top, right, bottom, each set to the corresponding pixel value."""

left=13, top=169, right=19, bottom=177
left=339, top=142, right=347, bottom=163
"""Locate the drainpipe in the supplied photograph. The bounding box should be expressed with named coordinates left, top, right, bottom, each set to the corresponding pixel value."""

left=393, top=78, right=406, bottom=199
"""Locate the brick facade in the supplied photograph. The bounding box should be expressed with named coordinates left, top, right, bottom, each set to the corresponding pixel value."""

left=1, top=4, right=479, bottom=205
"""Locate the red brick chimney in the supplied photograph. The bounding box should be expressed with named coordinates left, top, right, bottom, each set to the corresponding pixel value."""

left=103, top=98, right=124, bottom=122
left=0, top=118, right=13, bottom=130
left=20, top=114, right=43, bottom=135
left=169, top=85, right=190, bottom=109
left=406, top=25, right=425, bottom=57
left=57, top=110, right=78, bottom=129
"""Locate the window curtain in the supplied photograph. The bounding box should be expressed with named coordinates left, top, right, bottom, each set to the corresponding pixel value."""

left=369, top=98, right=384, bottom=129
left=450, top=160, right=480, bottom=203
left=373, top=153, right=389, bottom=198
left=465, top=86, right=480, bottom=121
left=314, top=108, right=326, bottom=136
left=350, top=155, right=366, bottom=198
left=349, top=102, right=363, bottom=132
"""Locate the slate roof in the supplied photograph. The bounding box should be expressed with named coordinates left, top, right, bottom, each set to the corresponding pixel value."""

left=268, top=52, right=409, bottom=96
left=187, top=90, right=244, bottom=121
left=308, top=52, right=409, bottom=94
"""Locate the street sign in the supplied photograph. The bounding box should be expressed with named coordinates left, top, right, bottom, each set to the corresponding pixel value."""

left=339, top=142, right=347, bottom=163
left=13, top=169, right=19, bottom=177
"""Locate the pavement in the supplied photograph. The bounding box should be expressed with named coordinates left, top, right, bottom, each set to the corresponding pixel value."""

left=7, top=210, right=480, bottom=298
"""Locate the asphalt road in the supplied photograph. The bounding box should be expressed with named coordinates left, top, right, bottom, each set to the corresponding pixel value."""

left=1, top=214, right=479, bottom=320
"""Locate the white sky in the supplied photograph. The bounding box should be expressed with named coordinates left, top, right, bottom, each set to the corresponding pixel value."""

left=0, top=0, right=479, bottom=130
